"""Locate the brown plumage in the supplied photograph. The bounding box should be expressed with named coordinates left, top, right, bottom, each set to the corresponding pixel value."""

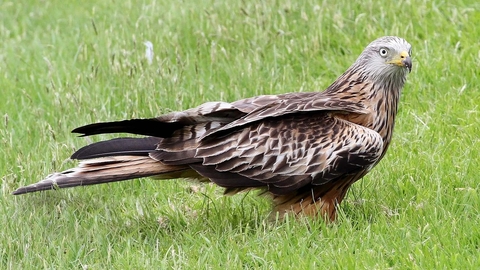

left=13, top=36, right=412, bottom=221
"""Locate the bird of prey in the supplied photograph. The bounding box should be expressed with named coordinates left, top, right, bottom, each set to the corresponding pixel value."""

left=13, top=36, right=412, bottom=221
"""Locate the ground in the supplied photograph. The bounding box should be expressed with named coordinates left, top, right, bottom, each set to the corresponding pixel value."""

left=1, top=0, right=479, bottom=268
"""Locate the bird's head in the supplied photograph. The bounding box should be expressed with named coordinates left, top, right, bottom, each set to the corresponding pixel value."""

left=355, top=36, right=412, bottom=86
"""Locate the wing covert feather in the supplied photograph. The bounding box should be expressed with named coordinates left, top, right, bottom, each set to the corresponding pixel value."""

left=192, top=113, right=383, bottom=194
left=203, top=93, right=368, bottom=140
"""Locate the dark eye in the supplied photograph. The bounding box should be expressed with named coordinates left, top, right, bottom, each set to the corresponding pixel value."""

left=379, top=48, right=388, bottom=57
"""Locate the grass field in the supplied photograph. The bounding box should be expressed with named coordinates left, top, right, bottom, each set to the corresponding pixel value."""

left=1, top=0, right=479, bottom=268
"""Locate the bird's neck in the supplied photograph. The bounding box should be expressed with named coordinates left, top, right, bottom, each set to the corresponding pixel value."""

left=368, top=79, right=402, bottom=146
left=325, top=69, right=404, bottom=144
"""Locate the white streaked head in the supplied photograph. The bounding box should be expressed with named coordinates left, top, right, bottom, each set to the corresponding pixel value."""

left=354, top=36, right=412, bottom=86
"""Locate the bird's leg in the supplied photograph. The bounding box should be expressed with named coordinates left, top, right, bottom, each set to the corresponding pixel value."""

left=272, top=180, right=354, bottom=222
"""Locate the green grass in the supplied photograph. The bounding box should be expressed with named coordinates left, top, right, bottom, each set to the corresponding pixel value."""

left=1, top=0, right=479, bottom=268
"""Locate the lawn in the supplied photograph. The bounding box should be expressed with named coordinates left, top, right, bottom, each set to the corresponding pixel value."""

left=1, top=0, right=479, bottom=269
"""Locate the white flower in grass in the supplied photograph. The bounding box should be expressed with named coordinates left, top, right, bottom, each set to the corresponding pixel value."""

left=144, top=41, right=154, bottom=65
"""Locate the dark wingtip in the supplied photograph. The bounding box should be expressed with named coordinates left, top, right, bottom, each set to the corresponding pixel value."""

left=71, top=122, right=121, bottom=136
left=71, top=119, right=184, bottom=138
left=70, top=137, right=159, bottom=160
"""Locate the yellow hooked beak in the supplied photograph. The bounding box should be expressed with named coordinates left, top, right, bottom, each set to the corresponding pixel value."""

left=388, top=51, right=412, bottom=72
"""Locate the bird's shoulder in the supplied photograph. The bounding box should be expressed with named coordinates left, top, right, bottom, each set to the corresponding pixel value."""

left=201, top=92, right=369, bottom=140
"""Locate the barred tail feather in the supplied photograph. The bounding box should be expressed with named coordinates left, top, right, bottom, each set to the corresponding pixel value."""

left=12, top=156, right=189, bottom=195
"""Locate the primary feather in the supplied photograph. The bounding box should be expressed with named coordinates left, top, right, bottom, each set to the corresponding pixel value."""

left=13, top=36, right=412, bottom=221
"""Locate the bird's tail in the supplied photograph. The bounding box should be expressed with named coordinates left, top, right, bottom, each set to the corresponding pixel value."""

left=12, top=136, right=196, bottom=195
left=12, top=155, right=191, bottom=195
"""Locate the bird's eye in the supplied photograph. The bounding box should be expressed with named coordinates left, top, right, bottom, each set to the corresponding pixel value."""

left=379, top=48, right=388, bottom=57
